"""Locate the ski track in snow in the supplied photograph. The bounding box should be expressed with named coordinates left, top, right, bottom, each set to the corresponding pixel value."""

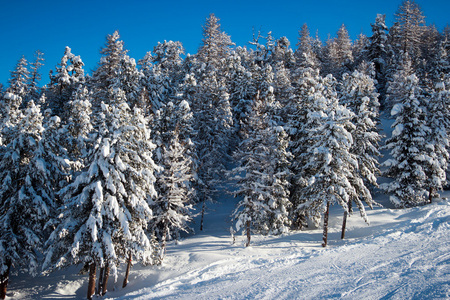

left=7, top=190, right=450, bottom=299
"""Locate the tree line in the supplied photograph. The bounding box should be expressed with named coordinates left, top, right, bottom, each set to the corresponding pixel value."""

left=1, top=1, right=450, bottom=298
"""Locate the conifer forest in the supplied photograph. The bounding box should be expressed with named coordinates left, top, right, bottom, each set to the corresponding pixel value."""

left=1, top=1, right=450, bottom=299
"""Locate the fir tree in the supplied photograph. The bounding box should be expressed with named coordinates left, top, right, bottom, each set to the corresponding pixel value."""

left=367, top=14, right=389, bottom=102
left=7, top=56, right=29, bottom=102
left=0, top=101, right=55, bottom=297
left=151, top=100, right=196, bottom=258
left=191, top=14, right=234, bottom=230
left=381, top=74, right=431, bottom=207
left=231, top=89, right=292, bottom=247
left=44, top=89, right=158, bottom=298
left=292, top=75, right=366, bottom=246
left=48, top=46, right=85, bottom=119
left=26, top=50, right=44, bottom=104
left=425, top=77, right=450, bottom=202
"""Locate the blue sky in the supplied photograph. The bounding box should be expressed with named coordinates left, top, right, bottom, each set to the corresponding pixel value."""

left=1, top=0, right=449, bottom=86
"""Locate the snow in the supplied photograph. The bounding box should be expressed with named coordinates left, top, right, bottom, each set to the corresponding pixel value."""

left=6, top=186, right=450, bottom=299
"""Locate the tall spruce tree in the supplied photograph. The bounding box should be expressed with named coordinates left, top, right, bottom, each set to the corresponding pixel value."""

left=381, top=73, right=431, bottom=207
left=44, top=89, right=158, bottom=298
left=150, top=100, right=196, bottom=259
left=231, top=88, right=292, bottom=247
left=192, top=14, right=234, bottom=230
left=48, top=46, right=85, bottom=118
left=0, top=101, right=56, bottom=297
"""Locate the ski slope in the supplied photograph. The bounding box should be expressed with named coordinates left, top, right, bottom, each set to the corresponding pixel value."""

left=7, top=188, right=450, bottom=299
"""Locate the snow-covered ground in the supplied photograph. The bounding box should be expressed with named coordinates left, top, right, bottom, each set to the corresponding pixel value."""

left=7, top=187, right=450, bottom=299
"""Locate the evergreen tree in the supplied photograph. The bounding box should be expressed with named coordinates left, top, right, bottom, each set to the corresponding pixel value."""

left=231, top=89, right=292, bottom=247
left=352, top=33, right=370, bottom=66
left=292, top=75, right=366, bottom=246
left=191, top=14, right=234, bottom=230
left=225, top=48, right=256, bottom=144
left=0, top=101, right=55, bottom=296
left=366, top=14, right=389, bottom=106
left=385, top=52, right=415, bottom=110
left=150, top=100, right=196, bottom=258
left=26, top=50, right=44, bottom=104
left=323, top=24, right=354, bottom=77
left=65, top=86, right=94, bottom=166
left=389, top=0, right=426, bottom=65
left=425, top=77, right=450, bottom=201
left=295, top=24, right=315, bottom=67
left=91, top=31, right=142, bottom=110
left=287, top=54, right=323, bottom=229
left=381, top=74, right=431, bottom=207
left=7, top=56, right=29, bottom=102
left=47, top=46, right=85, bottom=119
left=44, top=90, right=158, bottom=298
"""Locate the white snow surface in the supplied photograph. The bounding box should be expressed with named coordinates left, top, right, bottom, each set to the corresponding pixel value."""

left=7, top=188, right=450, bottom=299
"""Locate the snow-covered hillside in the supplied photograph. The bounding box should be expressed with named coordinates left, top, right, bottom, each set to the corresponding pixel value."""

left=7, top=188, right=450, bottom=299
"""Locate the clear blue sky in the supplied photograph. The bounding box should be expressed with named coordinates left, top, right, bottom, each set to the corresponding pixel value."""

left=1, top=0, right=449, bottom=86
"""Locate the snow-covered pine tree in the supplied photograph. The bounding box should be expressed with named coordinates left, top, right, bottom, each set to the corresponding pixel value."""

left=191, top=14, right=234, bottom=230
left=7, top=56, right=30, bottom=102
left=381, top=73, right=431, bottom=207
left=231, top=88, right=292, bottom=247
left=44, top=88, right=158, bottom=298
left=65, top=86, right=94, bottom=168
left=292, top=75, right=365, bottom=246
left=287, top=53, right=323, bottom=229
left=138, top=40, right=185, bottom=114
left=274, top=61, right=294, bottom=125
left=424, top=76, right=450, bottom=202
left=271, top=36, right=295, bottom=70
left=339, top=67, right=382, bottom=237
left=225, top=48, right=256, bottom=145
left=294, top=24, right=315, bottom=68
left=47, top=46, right=85, bottom=119
left=367, top=14, right=389, bottom=103
left=352, top=33, right=370, bottom=67
left=90, top=31, right=142, bottom=110
left=150, top=100, right=196, bottom=259
left=0, top=101, right=57, bottom=297
left=322, top=24, right=354, bottom=78
left=389, top=0, right=426, bottom=65
left=384, top=52, right=415, bottom=111
left=26, top=50, right=44, bottom=105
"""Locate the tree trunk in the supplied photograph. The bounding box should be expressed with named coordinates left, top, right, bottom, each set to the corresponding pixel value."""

left=200, top=199, right=206, bottom=231
left=87, top=262, right=96, bottom=300
left=97, top=266, right=104, bottom=296
left=101, top=263, right=110, bottom=296
left=0, top=260, right=11, bottom=300
left=245, top=220, right=251, bottom=247
left=322, top=201, right=330, bottom=247
left=123, top=252, right=132, bottom=288
left=341, top=200, right=351, bottom=239
left=341, top=210, right=348, bottom=240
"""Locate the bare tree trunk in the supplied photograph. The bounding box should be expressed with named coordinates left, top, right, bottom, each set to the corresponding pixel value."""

left=341, top=201, right=351, bottom=239
left=322, top=201, right=330, bottom=247
left=0, top=260, right=11, bottom=300
left=245, top=220, right=251, bottom=247
left=97, top=266, right=104, bottom=296
left=101, top=263, right=110, bottom=296
left=87, top=262, right=96, bottom=300
left=341, top=211, right=348, bottom=239
left=123, top=252, right=132, bottom=288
